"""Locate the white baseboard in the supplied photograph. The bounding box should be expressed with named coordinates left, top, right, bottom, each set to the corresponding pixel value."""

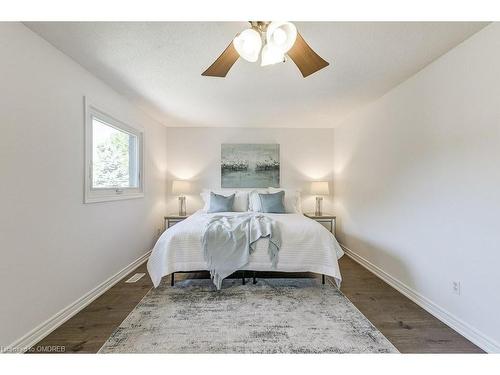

left=3, top=250, right=151, bottom=353
left=340, top=244, right=499, bottom=353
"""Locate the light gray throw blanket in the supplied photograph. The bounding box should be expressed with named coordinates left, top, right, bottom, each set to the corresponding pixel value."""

left=202, top=213, right=281, bottom=290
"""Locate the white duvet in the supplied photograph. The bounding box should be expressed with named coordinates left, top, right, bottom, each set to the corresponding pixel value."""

left=147, top=211, right=344, bottom=288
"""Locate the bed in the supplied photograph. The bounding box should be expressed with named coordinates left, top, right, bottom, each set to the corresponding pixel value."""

left=147, top=210, right=344, bottom=288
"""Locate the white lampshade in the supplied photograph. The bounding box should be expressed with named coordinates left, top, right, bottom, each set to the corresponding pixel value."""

left=172, top=180, right=191, bottom=195
left=266, top=21, right=297, bottom=54
left=233, top=28, right=262, bottom=62
left=261, top=44, right=285, bottom=66
left=311, top=181, right=329, bottom=195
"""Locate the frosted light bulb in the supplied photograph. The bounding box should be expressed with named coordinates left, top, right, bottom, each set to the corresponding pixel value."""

left=266, top=21, right=297, bottom=54
left=261, top=44, right=285, bottom=66
left=272, top=28, right=287, bottom=45
left=233, top=28, right=262, bottom=62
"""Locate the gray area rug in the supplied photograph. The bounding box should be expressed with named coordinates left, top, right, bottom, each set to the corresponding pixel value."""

left=99, top=278, right=398, bottom=353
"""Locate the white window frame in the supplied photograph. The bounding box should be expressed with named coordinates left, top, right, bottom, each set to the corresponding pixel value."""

left=84, top=98, right=144, bottom=203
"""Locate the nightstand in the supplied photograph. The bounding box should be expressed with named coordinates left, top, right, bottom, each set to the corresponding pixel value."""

left=304, top=213, right=336, bottom=236
left=164, top=214, right=189, bottom=230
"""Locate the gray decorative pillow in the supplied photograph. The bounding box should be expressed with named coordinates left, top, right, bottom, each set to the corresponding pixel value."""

left=259, top=191, right=285, bottom=213
left=208, top=192, right=235, bottom=213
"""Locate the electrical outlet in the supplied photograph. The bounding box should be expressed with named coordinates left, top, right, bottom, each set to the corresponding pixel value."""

left=452, top=281, right=461, bottom=295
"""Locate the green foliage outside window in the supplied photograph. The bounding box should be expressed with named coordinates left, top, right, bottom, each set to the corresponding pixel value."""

left=93, top=131, right=130, bottom=188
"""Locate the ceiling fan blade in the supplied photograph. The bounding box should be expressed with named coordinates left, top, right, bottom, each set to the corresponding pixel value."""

left=287, top=33, right=329, bottom=78
left=201, top=41, right=239, bottom=77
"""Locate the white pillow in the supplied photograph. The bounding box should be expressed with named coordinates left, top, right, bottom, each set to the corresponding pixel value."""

left=268, top=187, right=302, bottom=213
left=200, top=189, right=249, bottom=212
left=248, top=189, right=269, bottom=212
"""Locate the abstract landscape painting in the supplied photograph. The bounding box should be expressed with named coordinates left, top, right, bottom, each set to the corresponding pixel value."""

left=221, top=144, right=280, bottom=188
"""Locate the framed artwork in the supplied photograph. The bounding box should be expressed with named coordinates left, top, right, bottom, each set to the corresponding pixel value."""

left=221, top=144, right=280, bottom=188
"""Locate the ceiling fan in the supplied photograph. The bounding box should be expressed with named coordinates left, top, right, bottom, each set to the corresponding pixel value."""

left=202, top=21, right=329, bottom=78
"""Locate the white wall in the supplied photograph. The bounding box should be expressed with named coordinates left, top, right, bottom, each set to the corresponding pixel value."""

left=333, top=23, right=500, bottom=352
left=165, top=127, right=334, bottom=214
left=0, top=23, right=167, bottom=348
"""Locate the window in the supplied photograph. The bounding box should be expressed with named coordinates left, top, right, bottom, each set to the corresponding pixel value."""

left=85, top=100, right=144, bottom=203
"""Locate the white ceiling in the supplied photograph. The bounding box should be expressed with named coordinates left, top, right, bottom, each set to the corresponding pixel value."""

left=25, top=22, right=487, bottom=128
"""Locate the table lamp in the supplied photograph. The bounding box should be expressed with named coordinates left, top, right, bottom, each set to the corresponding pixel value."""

left=172, top=180, right=190, bottom=216
left=310, top=181, right=329, bottom=216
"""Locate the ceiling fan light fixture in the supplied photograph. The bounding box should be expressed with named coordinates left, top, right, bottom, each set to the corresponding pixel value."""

left=233, top=28, right=262, bottom=62
left=266, top=21, right=297, bottom=54
left=261, top=44, right=285, bottom=67
left=202, top=21, right=329, bottom=78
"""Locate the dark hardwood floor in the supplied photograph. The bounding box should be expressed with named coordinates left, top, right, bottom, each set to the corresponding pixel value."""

left=338, top=257, right=482, bottom=353
left=32, top=256, right=483, bottom=353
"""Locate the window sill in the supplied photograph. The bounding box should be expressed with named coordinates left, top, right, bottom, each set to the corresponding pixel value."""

left=84, top=192, right=144, bottom=204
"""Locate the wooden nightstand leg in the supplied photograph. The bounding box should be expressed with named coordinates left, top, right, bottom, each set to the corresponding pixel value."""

left=171, top=272, right=175, bottom=286
left=322, top=274, right=325, bottom=285
left=242, top=271, right=246, bottom=285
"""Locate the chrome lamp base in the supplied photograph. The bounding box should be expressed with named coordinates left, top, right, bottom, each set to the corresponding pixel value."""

left=315, top=196, right=323, bottom=216
left=178, top=196, right=186, bottom=216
